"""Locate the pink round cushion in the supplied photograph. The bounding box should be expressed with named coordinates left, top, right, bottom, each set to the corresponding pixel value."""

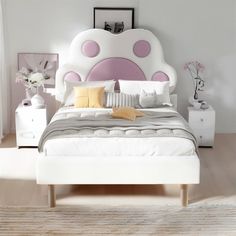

left=82, top=40, right=100, bottom=58
left=64, top=72, right=81, bottom=82
left=86, top=57, right=146, bottom=90
left=133, top=40, right=151, bottom=58
left=152, top=71, right=169, bottom=82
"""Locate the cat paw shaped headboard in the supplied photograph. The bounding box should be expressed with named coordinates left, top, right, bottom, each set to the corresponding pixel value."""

left=55, top=29, right=177, bottom=102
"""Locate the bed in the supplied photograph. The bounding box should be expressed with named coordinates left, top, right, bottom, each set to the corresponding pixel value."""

left=36, top=29, right=200, bottom=207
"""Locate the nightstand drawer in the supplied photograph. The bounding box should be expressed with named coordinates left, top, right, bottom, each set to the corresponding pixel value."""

left=189, top=112, right=215, bottom=128
left=16, top=131, right=41, bottom=146
left=16, top=110, right=47, bottom=129
left=193, top=128, right=215, bottom=147
left=16, top=112, right=34, bottom=129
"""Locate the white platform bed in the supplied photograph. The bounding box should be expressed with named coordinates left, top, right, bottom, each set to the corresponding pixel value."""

left=36, top=29, right=200, bottom=207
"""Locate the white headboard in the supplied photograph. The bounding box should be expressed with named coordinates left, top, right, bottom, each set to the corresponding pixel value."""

left=55, top=29, right=177, bottom=102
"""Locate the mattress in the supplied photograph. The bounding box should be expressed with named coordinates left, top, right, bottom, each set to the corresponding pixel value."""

left=43, top=107, right=196, bottom=157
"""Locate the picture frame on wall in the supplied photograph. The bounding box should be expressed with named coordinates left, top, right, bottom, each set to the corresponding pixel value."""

left=17, top=53, right=59, bottom=88
left=93, top=7, right=134, bottom=34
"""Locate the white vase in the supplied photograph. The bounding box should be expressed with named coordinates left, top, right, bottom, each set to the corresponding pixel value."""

left=188, top=96, right=198, bottom=106
left=25, top=88, right=33, bottom=100
left=31, top=88, right=45, bottom=108
left=193, top=101, right=201, bottom=109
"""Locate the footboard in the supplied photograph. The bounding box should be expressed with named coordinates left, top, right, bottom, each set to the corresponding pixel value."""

left=36, top=155, right=200, bottom=185
left=36, top=154, right=199, bottom=207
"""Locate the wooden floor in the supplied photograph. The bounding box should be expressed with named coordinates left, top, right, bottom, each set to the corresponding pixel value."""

left=0, top=134, right=236, bottom=206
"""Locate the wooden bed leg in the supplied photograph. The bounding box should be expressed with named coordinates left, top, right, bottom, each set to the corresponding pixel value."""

left=180, top=184, right=188, bottom=207
left=48, top=185, right=56, bottom=208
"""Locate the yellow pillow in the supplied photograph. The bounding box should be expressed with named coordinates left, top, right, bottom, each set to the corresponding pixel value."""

left=112, top=107, right=145, bottom=121
left=74, top=86, right=105, bottom=108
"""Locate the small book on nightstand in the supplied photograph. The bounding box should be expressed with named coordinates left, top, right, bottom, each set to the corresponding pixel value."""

left=188, top=106, right=215, bottom=147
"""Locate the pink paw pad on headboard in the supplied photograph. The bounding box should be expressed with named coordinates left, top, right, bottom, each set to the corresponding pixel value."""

left=64, top=72, right=81, bottom=82
left=86, top=58, right=146, bottom=89
left=152, top=71, right=169, bottom=82
left=133, top=40, right=151, bottom=58
left=81, top=40, right=100, bottom=58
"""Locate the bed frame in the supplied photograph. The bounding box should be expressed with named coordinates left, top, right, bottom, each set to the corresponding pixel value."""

left=47, top=185, right=188, bottom=208
left=36, top=29, right=200, bottom=207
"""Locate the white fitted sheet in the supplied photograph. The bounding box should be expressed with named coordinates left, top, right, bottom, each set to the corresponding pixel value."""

left=43, top=107, right=196, bottom=157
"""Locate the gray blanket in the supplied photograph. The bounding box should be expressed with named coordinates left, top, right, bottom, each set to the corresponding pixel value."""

left=38, top=110, right=197, bottom=152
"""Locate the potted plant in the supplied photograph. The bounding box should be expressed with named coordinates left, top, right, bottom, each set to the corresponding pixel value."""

left=184, top=61, right=205, bottom=100
left=16, top=66, right=50, bottom=108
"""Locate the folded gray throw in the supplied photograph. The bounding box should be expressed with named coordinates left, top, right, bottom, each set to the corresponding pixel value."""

left=38, top=110, right=197, bottom=153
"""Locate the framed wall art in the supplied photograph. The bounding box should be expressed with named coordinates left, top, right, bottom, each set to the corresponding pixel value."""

left=93, top=7, right=134, bottom=34
left=17, top=53, right=59, bottom=88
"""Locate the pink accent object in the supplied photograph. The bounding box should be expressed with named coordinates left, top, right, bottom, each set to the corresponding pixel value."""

left=81, top=40, right=100, bottom=57
left=152, top=71, right=169, bottom=82
left=86, top=58, right=146, bottom=89
left=64, top=72, right=81, bottom=82
left=133, top=40, right=151, bottom=58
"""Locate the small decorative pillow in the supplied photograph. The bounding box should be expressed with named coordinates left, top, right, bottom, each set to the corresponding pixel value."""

left=111, top=107, right=145, bottom=121
left=105, top=92, right=140, bottom=108
left=142, top=81, right=171, bottom=106
left=64, top=80, right=116, bottom=106
left=139, top=90, right=157, bottom=108
left=74, top=86, right=105, bottom=108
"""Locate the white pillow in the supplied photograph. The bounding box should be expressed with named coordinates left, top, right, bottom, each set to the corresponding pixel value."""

left=64, top=80, right=116, bottom=106
left=119, top=80, right=171, bottom=106
left=119, top=80, right=141, bottom=95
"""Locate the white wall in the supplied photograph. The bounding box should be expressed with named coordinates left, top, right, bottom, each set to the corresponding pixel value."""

left=4, top=0, right=236, bottom=133
left=139, top=0, right=236, bottom=133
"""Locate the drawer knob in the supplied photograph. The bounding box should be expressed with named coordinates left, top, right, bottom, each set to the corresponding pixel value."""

left=200, top=118, right=204, bottom=122
left=200, top=135, right=203, bottom=139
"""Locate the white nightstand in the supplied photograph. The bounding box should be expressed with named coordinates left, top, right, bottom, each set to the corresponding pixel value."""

left=15, top=104, right=48, bottom=147
left=188, top=106, right=215, bottom=147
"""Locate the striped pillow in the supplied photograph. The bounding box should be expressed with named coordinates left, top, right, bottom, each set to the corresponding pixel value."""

left=105, top=92, right=140, bottom=108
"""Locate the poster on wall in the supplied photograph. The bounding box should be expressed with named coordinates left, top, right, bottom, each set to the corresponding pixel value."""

left=17, top=53, right=59, bottom=88
left=93, top=7, right=134, bottom=34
